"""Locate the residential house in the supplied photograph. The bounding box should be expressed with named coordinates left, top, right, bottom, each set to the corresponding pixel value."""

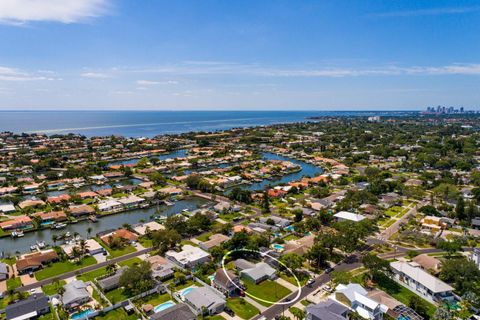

left=259, top=216, right=291, bottom=228
left=33, top=211, right=67, bottom=225
left=0, top=215, right=33, bottom=231
left=333, top=283, right=387, bottom=320
left=282, top=234, right=315, bottom=255
left=420, top=216, right=447, bottom=233
left=150, top=303, right=196, bottom=320
left=183, top=286, right=226, bottom=315
left=18, top=199, right=45, bottom=210
left=97, top=199, right=123, bottom=212
left=306, top=299, right=350, bottom=320
left=62, top=280, right=90, bottom=309
left=237, top=260, right=276, bottom=284
left=100, top=228, right=138, bottom=246
left=118, top=195, right=145, bottom=209
left=16, top=250, right=59, bottom=274
left=147, top=255, right=175, bottom=280
left=367, top=290, right=422, bottom=320
left=390, top=260, right=454, bottom=303
left=333, top=211, right=366, bottom=223
left=0, top=203, right=16, bottom=214
left=0, top=262, right=9, bottom=280
left=5, top=293, right=50, bottom=320
left=412, top=254, right=442, bottom=274
left=166, top=245, right=210, bottom=268
left=68, top=204, right=95, bottom=218
left=133, top=221, right=164, bottom=236
left=212, top=268, right=241, bottom=296
left=97, top=267, right=127, bottom=291
left=470, top=247, right=480, bottom=270
left=199, top=233, right=230, bottom=251
left=47, top=194, right=71, bottom=204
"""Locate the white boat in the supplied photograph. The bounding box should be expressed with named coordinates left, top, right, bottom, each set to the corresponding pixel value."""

left=54, top=223, right=67, bottom=229
left=65, top=232, right=71, bottom=238
left=36, top=241, right=46, bottom=249
left=11, top=230, right=24, bottom=238
left=30, top=245, right=38, bottom=251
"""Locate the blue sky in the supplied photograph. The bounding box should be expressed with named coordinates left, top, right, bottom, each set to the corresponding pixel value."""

left=0, top=0, right=479, bottom=110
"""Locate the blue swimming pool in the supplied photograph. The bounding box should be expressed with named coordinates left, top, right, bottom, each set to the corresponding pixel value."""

left=70, top=309, right=94, bottom=319
left=273, top=244, right=284, bottom=250
left=285, top=225, right=295, bottom=232
left=153, top=301, right=175, bottom=313
left=180, top=287, right=194, bottom=296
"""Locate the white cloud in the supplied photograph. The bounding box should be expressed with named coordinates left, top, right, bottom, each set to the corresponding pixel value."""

left=0, top=0, right=110, bottom=25
left=368, top=6, right=480, bottom=18
left=136, top=79, right=178, bottom=85
left=81, top=72, right=111, bottom=79
left=0, top=65, right=57, bottom=81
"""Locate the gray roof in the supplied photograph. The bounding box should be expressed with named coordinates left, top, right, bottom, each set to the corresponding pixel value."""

left=0, top=262, right=8, bottom=275
left=6, top=293, right=49, bottom=320
left=391, top=261, right=454, bottom=293
left=241, top=262, right=276, bottom=282
left=97, top=267, right=126, bottom=290
left=150, top=303, right=196, bottom=320
left=306, top=299, right=349, bottom=320
left=234, top=259, right=255, bottom=271
left=184, top=286, right=225, bottom=311
left=62, top=280, right=90, bottom=306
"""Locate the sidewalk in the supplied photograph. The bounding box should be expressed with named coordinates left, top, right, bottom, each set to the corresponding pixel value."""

left=244, top=296, right=267, bottom=312
left=275, top=277, right=299, bottom=292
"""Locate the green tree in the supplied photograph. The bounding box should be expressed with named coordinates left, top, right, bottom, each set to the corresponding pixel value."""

left=408, top=295, right=429, bottom=319
left=119, top=261, right=154, bottom=296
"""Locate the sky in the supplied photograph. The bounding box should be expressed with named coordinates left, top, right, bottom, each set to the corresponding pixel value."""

left=0, top=0, right=479, bottom=110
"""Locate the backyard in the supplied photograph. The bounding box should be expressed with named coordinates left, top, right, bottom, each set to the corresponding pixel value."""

left=35, top=256, right=97, bottom=280
left=227, top=298, right=260, bottom=319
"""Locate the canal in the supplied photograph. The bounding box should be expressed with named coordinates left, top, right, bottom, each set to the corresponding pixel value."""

left=0, top=197, right=208, bottom=255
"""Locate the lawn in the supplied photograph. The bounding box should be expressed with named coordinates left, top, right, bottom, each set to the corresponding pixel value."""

left=196, top=231, right=213, bottom=242
left=280, top=272, right=308, bottom=286
left=42, top=280, right=66, bottom=296
left=95, top=238, right=137, bottom=259
left=118, top=257, right=142, bottom=267
left=134, top=292, right=171, bottom=308
left=94, top=307, right=137, bottom=320
left=227, top=298, right=260, bottom=319
left=243, top=279, right=291, bottom=307
left=35, top=256, right=97, bottom=280
left=105, top=288, right=132, bottom=304
left=138, top=238, right=153, bottom=248
left=7, top=277, right=22, bottom=290
left=76, top=267, right=109, bottom=282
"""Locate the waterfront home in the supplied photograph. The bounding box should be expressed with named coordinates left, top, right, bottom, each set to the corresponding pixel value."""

left=47, top=194, right=71, bottom=204
left=212, top=268, right=241, bottom=296
left=85, top=238, right=105, bottom=255
left=117, top=195, right=145, bottom=209
left=332, top=283, right=387, bottom=320
left=183, top=286, right=226, bottom=315
left=0, top=186, right=18, bottom=196
left=62, top=280, right=90, bottom=309
left=100, top=228, right=138, bottom=246
left=199, top=233, right=230, bottom=251
left=236, top=260, right=276, bottom=284
left=18, top=199, right=45, bottom=210
left=68, top=204, right=95, bottom=218
left=147, top=255, right=175, bottom=279
left=306, top=299, right=350, bottom=320
left=96, top=188, right=113, bottom=196
left=5, top=293, right=50, bottom=320
left=77, top=191, right=98, bottom=199
left=33, top=211, right=68, bottom=225
left=157, top=186, right=183, bottom=196
left=166, top=244, right=210, bottom=268
left=0, top=203, right=16, bottom=214
left=97, top=267, right=127, bottom=291
left=133, top=221, right=164, bottom=235
left=0, top=215, right=33, bottom=231
left=333, top=211, right=366, bottom=223
left=97, top=199, right=122, bottom=212
left=390, top=260, right=455, bottom=303
left=0, top=262, right=9, bottom=280
left=16, top=250, right=59, bottom=274
left=150, top=303, right=196, bottom=320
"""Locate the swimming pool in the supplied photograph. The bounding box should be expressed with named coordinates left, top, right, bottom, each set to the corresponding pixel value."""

left=285, top=225, right=295, bottom=232
left=273, top=244, right=284, bottom=251
left=70, top=309, right=94, bottom=320
left=153, top=301, right=175, bottom=313
left=179, top=286, right=195, bottom=296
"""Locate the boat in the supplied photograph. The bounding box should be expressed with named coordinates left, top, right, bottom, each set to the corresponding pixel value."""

left=89, top=216, right=98, bottom=223
left=11, top=230, right=24, bottom=238
left=30, top=245, right=38, bottom=251
left=65, top=232, right=71, bottom=238
left=36, top=241, right=46, bottom=249
left=53, top=223, right=67, bottom=229
left=164, top=201, right=174, bottom=206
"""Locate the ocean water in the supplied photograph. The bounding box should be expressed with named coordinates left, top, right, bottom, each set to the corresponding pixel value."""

left=0, top=110, right=410, bottom=137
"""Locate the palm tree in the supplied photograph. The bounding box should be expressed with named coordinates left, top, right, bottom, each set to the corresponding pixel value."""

left=78, top=239, right=89, bottom=257
left=106, top=263, right=117, bottom=275
left=51, top=235, right=57, bottom=246
left=87, top=227, right=92, bottom=238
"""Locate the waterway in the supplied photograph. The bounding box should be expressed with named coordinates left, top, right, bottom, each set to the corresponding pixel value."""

left=0, top=197, right=207, bottom=255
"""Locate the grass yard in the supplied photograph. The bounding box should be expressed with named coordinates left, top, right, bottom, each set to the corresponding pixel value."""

left=196, top=231, right=213, bottom=242
left=35, top=256, right=97, bottom=280
left=118, top=257, right=142, bottom=267
left=138, top=238, right=153, bottom=248
left=42, top=280, right=66, bottom=296
left=134, top=292, right=171, bottom=308
left=243, top=279, right=291, bottom=307
left=7, top=277, right=22, bottom=290
left=93, top=307, right=137, bottom=320
left=280, top=272, right=308, bottom=286
left=300, top=299, right=311, bottom=306
left=76, top=266, right=109, bottom=282
left=180, top=239, right=198, bottom=247
left=204, top=316, right=225, bottom=320
left=227, top=298, right=260, bottom=319
left=105, top=287, right=131, bottom=304
left=106, top=245, right=136, bottom=259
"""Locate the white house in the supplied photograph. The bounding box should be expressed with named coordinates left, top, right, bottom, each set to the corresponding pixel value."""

left=390, top=261, right=454, bottom=303
left=166, top=245, right=210, bottom=268
left=470, top=248, right=480, bottom=270
left=332, top=283, right=386, bottom=320
left=334, top=211, right=366, bottom=223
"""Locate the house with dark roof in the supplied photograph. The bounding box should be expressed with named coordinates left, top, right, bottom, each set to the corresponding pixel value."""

left=150, top=303, right=196, bottom=320
left=212, top=268, right=241, bottom=296
left=61, top=280, right=90, bottom=309
left=0, top=262, right=9, bottom=281
left=5, top=293, right=50, bottom=320
left=306, top=299, right=350, bottom=320
left=16, top=250, right=59, bottom=274
left=97, top=267, right=127, bottom=291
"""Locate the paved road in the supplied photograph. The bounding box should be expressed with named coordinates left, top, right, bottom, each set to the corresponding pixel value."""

left=378, top=201, right=426, bottom=241
left=252, top=253, right=362, bottom=320
left=16, top=247, right=153, bottom=292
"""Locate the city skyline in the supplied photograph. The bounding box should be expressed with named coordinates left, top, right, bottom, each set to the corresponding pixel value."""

left=0, top=0, right=479, bottom=110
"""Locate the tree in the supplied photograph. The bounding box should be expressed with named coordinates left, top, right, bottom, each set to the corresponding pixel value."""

left=119, top=261, right=154, bottom=296
left=440, top=257, right=480, bottom=294
left=330, top=270, right=350, bottom=285
left=455, top=196, right=466, bottom=221
left=290, top=307, right=305, bottom=320
left=152, top=229, right=181, bottom=254
left=436, top=238, right=463, bottom=257
left=362, top=254, right=391, bottom=282
left=262, top=191, right=270, bottom=213
left=279, top=253, right=305, bottom=272
left=305, top=243, right=329, bottom=270
left=433, top=304, right=453, bottom=320
left=408, top=295, right=429, bottom=319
